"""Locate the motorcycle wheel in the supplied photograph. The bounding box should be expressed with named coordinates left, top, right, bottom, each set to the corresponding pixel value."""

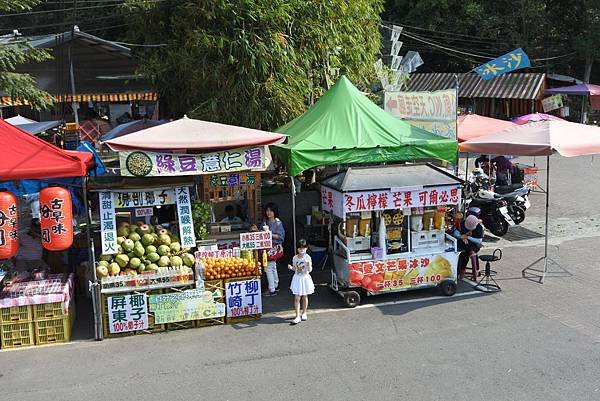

left=488, top=217, right=509, bottom=237
left=511, top=206, right=526, bottom=224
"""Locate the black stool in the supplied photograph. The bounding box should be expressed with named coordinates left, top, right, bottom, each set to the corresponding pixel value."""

left=475, top=249, right=502, bottom=292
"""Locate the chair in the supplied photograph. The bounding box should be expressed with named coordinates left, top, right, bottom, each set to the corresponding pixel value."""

left=475, top=249, right=502, bottom=292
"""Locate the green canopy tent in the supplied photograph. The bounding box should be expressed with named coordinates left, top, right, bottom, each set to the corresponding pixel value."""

left=271, top=75, right=458, bottom=176
left=271, top=75, right=458, bottom=247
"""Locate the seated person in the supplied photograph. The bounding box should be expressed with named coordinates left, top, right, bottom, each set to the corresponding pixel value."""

left=220, top=205, right=242, bottom=223
left=14, top=219, right=50, bottom=272
left=451, top=214, right=484, bottom=277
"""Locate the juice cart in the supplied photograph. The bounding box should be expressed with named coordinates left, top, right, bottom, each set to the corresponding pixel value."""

left=321, top=164, right=463, bottom=307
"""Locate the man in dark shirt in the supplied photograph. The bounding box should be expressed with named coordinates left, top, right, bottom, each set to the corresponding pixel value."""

left=453, top=214, right=484, bottom=276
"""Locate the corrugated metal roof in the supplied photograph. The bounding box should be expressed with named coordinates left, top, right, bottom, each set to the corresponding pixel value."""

left=407, top=73, right=545, bottom=100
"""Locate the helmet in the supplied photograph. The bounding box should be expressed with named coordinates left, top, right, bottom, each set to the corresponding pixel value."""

left=478, top=189, right=495, bottom=199
left=466, top=207, right=481, bottom=217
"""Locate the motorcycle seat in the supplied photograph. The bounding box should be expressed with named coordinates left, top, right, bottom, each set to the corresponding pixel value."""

left=495, top=184, right=526, bottom=194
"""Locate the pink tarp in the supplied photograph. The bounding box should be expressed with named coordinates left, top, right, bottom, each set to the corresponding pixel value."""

left=105, top=116, right=287, bottom=151
left=459, top=120, right=600, bottom=157
left=457, top=114, right=515, bottom=142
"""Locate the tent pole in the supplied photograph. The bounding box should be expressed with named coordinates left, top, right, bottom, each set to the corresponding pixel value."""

left=290, top=176, right=297, bottom=251
left=83, top=177, right=102, bottom=340
left=541, top=154, right=551, bottom=282
left=454, top=73, right=460, bottom=176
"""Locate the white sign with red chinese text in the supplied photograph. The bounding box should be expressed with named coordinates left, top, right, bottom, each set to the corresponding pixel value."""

left=194, top=249, right=234, bottom=259
left=348, top=252, right=458, bottom=293
left=135, top=207, right=154, bottom=217
left=239, top=231, right=272, bottom=251
left=322, top=185, right=461, bottom=215
left=108, top=293, right=149, bottom=333
left=119, top=146, right=266, bottom=177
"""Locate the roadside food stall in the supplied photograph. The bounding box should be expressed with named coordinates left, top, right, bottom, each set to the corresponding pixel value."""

left=271, top=76, right=459, bottom=263
left=320, top=164, right=463, bottom=307
left=92, top=117, right=285, bottom=339
left=0, top=119, right=94, bottom=349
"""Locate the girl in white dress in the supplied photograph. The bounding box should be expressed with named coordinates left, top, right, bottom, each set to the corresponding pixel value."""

left=288, top=239, right=315, bottom=324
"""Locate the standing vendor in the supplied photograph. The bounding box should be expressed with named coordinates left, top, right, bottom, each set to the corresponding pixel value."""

left=251, top=202, right=285, bottom=296
left=220, top=205, right=242, bottom=223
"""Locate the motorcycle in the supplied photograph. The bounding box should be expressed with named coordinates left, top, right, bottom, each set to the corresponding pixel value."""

left=465, top=191, right=515, bottom=237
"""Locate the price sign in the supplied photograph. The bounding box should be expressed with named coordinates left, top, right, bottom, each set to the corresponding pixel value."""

left=107, top=294, right=148, bottom=333
left=239, top=231, right=272, bottom=251
left=135, top=207, right=154, bottom=217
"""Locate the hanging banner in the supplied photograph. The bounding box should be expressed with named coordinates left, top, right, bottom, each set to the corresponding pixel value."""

left=0, top=191, right=19, bottom=259
left=108, top=293, right=149, bottom=333
left=542, top=95, right=563, bottom=112
left=321, top=185, right=461, bottom=215
left=119, top=146, right=266, bottom=177
left=114, top=189, right=175, bottom=208
left=348, top=253, right=458, bottom=293
left=385, top=89, right=457, bottom=139
left=225, top=278, right=262, bottom=317
left=148, top=289, right=225, bottom=324
left=175, top=187, right=196, bottom=249
left=474, top=48, right=531, bottom=80
left=99, top=192, right=118, bottom=255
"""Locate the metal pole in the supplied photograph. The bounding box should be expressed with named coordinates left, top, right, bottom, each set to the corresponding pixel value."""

left=581, top=96, right=586, bottom=124
left=454, top=74, right=459, bottom=175
left=68, top=48, right=79, bottom=125
left=83, top=177, right=102, bottom=340
left=290, top=176, right=297, bottom=250
left=543, top=155, right=550, bottom=261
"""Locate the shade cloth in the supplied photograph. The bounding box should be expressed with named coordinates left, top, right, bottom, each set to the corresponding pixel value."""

left=0, top=119, right=93, bottom=180
left=545, top=83, right=600, bottom=96
left=457, top=114, right=515, bottom=142
left=12, top=120, right=61, bottom=134
left=105, top=116, right=286, bottom=151
left=0, top=273, right=74, bottom=313
left=4, top=115, right=36, bottom=125
left=513, top=113, right=564, bottom=125
left=100, top=118, right=168, bottom=142
left=272, top=76, right=458, bottom=176
left=459, top=120, right=600, bottom=157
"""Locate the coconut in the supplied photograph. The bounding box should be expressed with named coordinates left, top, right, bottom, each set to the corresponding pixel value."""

left=170, top=256, right=183, bottom=267
left=134, top=245, right=145, bottom=258
left=99, top=254, right=113, bottom=262
left=145, top=245, right=157, bottom=254
left=128, top=232, right=141, bottom=243
left=147, top=263, right=159, bottom=272
left=129, top=257, right=142, bottom=270
left=141, top=234, right=155, bottom=246
left=157, top=245, right=170, bottom=256
left=169, top=242, right=181, bottom=253
left=143, top=259, right=151, bottom=266
left=96, top=264, right=109, bottom=277
left=147, top=252, right=160, bottom=263
left=108, top=262, right=120, bottom=276
left=117, top=245, right=123, bottom=254
left=117, top=236, right=126, bottom=245
left=158, top=255, right=170, bottom=267
left=136, top=220, right=145, bottom=227
left=158, top=228, right=169, bottom=236
left=98, top=260, right=110, bottom=267
left=115, top=254, right=129, bottom=268
left=182, top=253, right=195, bottom=267
left=126, top=252, right=135, bottom=260
left=158, top=234, right=171, bottom=246
left=139, top=224, right=151, bottom=235
left=122, top=239, right=135, bottom=253
left=116, top=226, right=130, bottom=238
left=137, top=264, right=146, bottom=273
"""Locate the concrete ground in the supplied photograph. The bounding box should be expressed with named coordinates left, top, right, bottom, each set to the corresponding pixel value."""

left=1, top=156, right=599, bottom=401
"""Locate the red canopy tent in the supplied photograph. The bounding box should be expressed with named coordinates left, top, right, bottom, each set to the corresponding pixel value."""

left=0, top=119, right=93, bottom=180
left=457, top=114, right=515, bottom=142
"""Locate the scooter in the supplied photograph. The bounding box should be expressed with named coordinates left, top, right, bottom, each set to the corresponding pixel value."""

left=465, top=191, right=515, bottom=237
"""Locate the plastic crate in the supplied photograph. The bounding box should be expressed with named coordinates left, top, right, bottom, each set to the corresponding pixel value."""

left=0, top=305, right=33, bottom=324
left=1, top=321, right=35, bottom=349
left=34, top=315, right=72, bottom=345
left=33, top=301, right=69, bottom=320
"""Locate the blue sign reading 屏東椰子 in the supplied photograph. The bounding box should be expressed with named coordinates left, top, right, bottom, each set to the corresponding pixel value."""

left=474, top=48, right=531, bottom=80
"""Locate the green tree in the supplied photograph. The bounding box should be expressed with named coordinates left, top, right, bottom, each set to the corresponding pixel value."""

left=0, top=0, right=53, bottom=109
left=123, top=0, right=383, bottom=129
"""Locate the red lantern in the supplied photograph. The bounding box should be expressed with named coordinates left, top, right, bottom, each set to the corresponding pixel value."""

left=0, top=191, right=19, bottom=259
left=39, top=187, right=73, bottom=251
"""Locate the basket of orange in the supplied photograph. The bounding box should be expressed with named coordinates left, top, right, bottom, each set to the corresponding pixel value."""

left=200, top=257, right=259, bottom=280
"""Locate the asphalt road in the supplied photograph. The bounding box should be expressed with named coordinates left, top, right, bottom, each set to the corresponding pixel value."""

left=1, top=156, right=600, bottom=401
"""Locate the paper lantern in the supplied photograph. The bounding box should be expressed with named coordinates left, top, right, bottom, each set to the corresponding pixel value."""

left=0, top=191, right=19, bottom=259
left=39, top=187, right=73, bottom=251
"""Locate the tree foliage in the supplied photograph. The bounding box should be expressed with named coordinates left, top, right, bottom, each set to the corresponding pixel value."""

left=0, top=0, right=53, bottom=109
left=124, top=0, right=383, bottom=129
left=384, top=0, right=600, bottom=82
